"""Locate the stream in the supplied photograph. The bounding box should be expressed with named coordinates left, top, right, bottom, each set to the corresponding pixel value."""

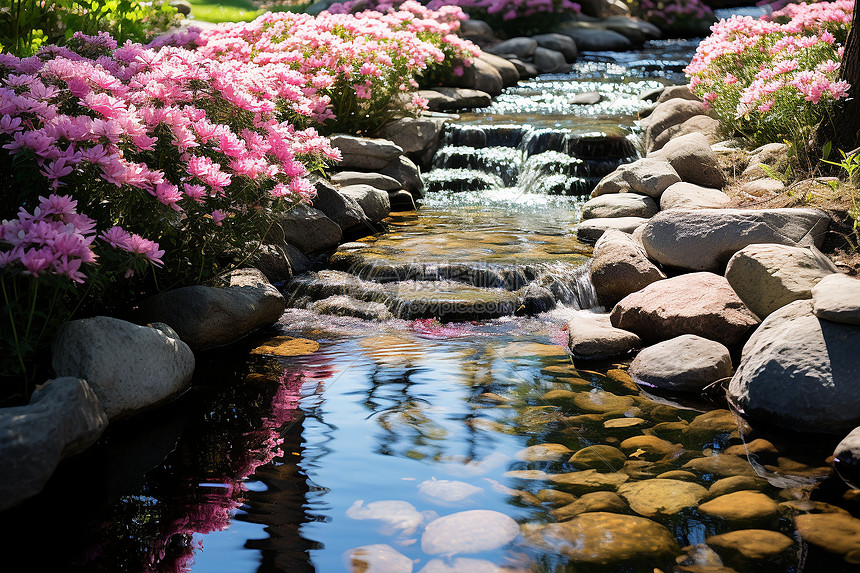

left=1, top=38, right=857, bottom=573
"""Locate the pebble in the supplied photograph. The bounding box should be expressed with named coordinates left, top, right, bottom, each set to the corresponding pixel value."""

left=345, top=544, right=413, bottom=573
left=549, top=469, right=629, bottom=494
left=795, top=512, right=860, bottom=555
left=514, top=443, right=572, bottom=462
left=683, top=454, right=757, bottom=478
left=551, top=491, right=628, bottom=520
left=698, top=491, right=779, bottom=524
left=421, top=510, right=520, bottom=555
left=708, top=475, right=769, bottom=498
left=618, top=479, right=708, bottom=517
left=619, top=435, right=679, bottom=461
left=569, top=445, right=627, bottom=472
left=706, top=529, right=794, bottom=560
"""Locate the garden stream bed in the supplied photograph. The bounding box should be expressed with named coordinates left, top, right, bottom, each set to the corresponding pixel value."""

left=2, top=39, right=858, bottom=573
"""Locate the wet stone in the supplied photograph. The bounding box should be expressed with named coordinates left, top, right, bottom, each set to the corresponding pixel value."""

left=620, top=435, right=678, bottom=461
left=656, top=470, right=699, bottom=481
left=795, top=513, right=860, bottom=555
left=706, top=529, right=794, bottom=561
left=647, top=421, right=689, bottom=442
left=618, top=479, right=708, bottom=518
left=698, top=491, right=779, bottom=524
left=569, top=445, right=627, bottom=472
left=724, top=438, right=779, bottom=457
left=683, top=454, right=757, bottom=478
left=421, top=510, right=520, bottom=555
left=708, top=476, right=770, bottom=499
left=682, top=410, right=746, bottom=448
left=418, top=557, right=527, bottom=573
left=503, top=470, right=550, bottom=481
left=346, top=500, right=427, bottom=536
left=250, top=336, right=320, bottom=357
left=549, top=469, right=629, bottom=494
left=418, top=479, right=483, bottom=505
left=604, top=417, right=646, bottom=429
left=573, top=391, right=635, bottom=414
left=515, top=443, right=573, bottom=462
left=540, top=389, right=578, bottom=405
left=551, top=491, right=629, bottom=520
left=311, top=295, right=393, bottom=321
left=620, top=459, right=664, bottom=480
left=536, top=489, right=576, bottom=507
left=345, top=544, right=413, bottom=573
left=778, top=500, right=850, bottom=517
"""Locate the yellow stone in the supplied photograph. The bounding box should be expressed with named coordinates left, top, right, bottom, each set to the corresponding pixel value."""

left=795, top=513, right=860, bottom=555
left=706, top=529, right=794, bottom=560
left=698, top=491, right=778, bottom=524
left=250, top=336, right=320, bottom=356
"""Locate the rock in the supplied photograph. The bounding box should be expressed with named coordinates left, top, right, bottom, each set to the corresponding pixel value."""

left=724, top=438, right=779, bottom=457
left=551, top=492, right=628, bottom=520
left=574, top=390, right=635, bottom=414
left=330, top=134, right=403, bottom=170
left=653, top=132, right=725, bottom=189
left=517, top=283, right=556, bottom=314
left=508, top=58, right=539, bottom=78
left=345, top=544, right=413, bottom=573
left=738, top=177, right=785, bottom=197
left=311, top=295, right=392, bottom=320
left=557, top=26, right=633, bottom=51
left=476, top=53, right=520, bottom=87
left=640, top=208, right=830, bottom=272
left=515, top=443, right=572, bottom=462
left=590, top=230, right=665, bottom=307
left=418, top=558, right=522, bottom=573
left=283, top=241, right=311, bottom=274
left=537, top=512, right=681, bottom=565
left=453, top=57, right=504, bottom=97
left=569, top=445, right=627, bottom=471
left=532, top=33, right=578, bottom=62
left=835, top=426, right=860, bottom=489
left=708, top=476, right=769, bottom=498
left=629, top=335, right=733, bottom=393
left=812, top=273, right=860, bottom=324
left=339, top=184, right=391, bottom=222
left=417, top=89, right=457, bottom=112
left=656, top=470, right=698, bottom=481
left=581, top=193, right=659, bottom=220
left=591, top=168, right=633, bottom=197
left=728, top=299, right=860, bottom=433
left=682, top=409, right=746, bottom=448
left=0, top=377, right=108, bottom=511
left=572, top=91, right=603, bottom=105
left=618, top=479, right=707, bottom=517
left=650, top=115, right=721, bottom=152
left=549, top=470, right=629, bottom=494
left=487, top=37, right=537, bottom=59
left=698, top=491, right=778, bottom=524
left=642, top=99, right=705, bottom=148
left=331, top=171, right=402, bottom=191
left=381, top=156, right=424, bottom=198
left=275, top=203, right=343, bottom=254
left=577, top=217, right=650, bottom=243
left=52, top=317, right=194, bottom=419
left=618, top=158, right=682, bottom=198
left=313, top=179, right=366, bottom=231
left=251, top=243, right=293, bottom=284
left=458, top=19, right=497, bottom=47
left=136, top=268, right=286, bottom=351
left=683, top=454, right=757, bottom=478
left=656, top=85, right=700, bottom=104
left=706, top=529, right=794, bottom=561
left=610, top=272, right=759, bottom=347
left=170, top=0, right=191, bottom=15
left=603, top=16, right=662, bottom=43
left=418, top=479, right=483, bottom=505
left=567, top=312, right=641, bottom=359
left=659, top=182, right=731, bottom=210
left=347, top=499, right=427, bottom=536
left=373, top=117, right=447, bottom=165
left=795, top=513, right=860, bottom=556
left=388, top=190, right=417, bottom=211
left=537, top=489, right=576, bottom=506
left=533, top=47, right=571, bottom=74
left=725, top=244, right=838, bottom=319
left=619, top=435, right=678, bottom=461
left=431, top=87, right=492, bottom=111
left=421, top=510, right=519, bottom=555
left=250, top=336, right=319, bottom=357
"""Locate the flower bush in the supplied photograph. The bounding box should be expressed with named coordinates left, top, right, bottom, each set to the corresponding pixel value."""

left=634, top=0, right=715, bottom=36
left=685, top=0, right=853, bottom=146
left=425, top=0, right=581, bottom=36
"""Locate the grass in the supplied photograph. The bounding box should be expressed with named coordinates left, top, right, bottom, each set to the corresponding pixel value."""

left=187, top=0, right=309, bottom=23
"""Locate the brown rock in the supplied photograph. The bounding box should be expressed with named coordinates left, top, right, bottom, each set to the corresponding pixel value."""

left=551, top=491, right=628, bottom=520
left=698, top=491, right=778, bottom=524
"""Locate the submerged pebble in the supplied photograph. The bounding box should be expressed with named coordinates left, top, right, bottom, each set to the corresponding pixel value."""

left=421, top=510, right=520, bottom=556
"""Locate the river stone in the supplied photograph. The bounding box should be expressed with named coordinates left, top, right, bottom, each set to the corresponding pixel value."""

left=347, top=500, right=427, bottom=536
left=572, top=91, right=602, bottom=105
left=421, top=510, right=519, bottom=555
left=698, top=491, right=778, bottom=524
left=619, top=435, right=677, bottom=461
left=618, top=479, right=707, bottom=517
left=725, top=244, right=838, bottom=319
left=834, top=426, right=860, bottom=489
left=538, top=512, right=680, bottom=565
left=459, top=18, right=496, bottom=46
left=551, top=491, right=629, bottom=520
left=339, top=184, right=391, bottom=223
left=52, top=318, right=194, bottom=420
left=451, top=57, right=504, bottom=97
left=569, top=445, right=627, bottom=471
left=659, top=182, right=731, bottom=210
left=642, top=99, right=705, bottom=148
left=345, top=544, right=413, bottom=573
left=477, top=53, right=520, bottom=88
left=533, top=47, right=570, bottom=74
left=739, top=177, right=785, bottom=198
left=708, top=476, right=769, bottom=498
left=276, top=203, right=343, bottom=254
left=590, top=230, right=665, bottom=307
left=311, top=295, right=392, bottom=320
left=418, top=479, right=483, bottom=504
left=581, top=193, right=658, bottom=220
left=651, top=115, right=721, bottom=153
left=381, top=155, right=424, bottom=198
left=648, top=421, right=688, bottom=441
left=567, top=312, right=641, bottom=359
left=557, top=26, right=633, bottom=51
left=418, top=557, right=524, bottom=573
left=418, top=89, right=457, bottom=112
left=532, top=33, right=578, bottom=61
left=577, top=217, right=650, bottom=243
left=610, top=272, right=760, bottom=347
left=331, top=171, right=402, bottom=191
left=724, top=438, right=779, bottom=458
left=515, top=443, right=573, bottom=462
left=313, top=179, right=366, bottom=231
left=629, top=335, right=733, bottom=393
left=537, top=489, right=576, bottom=506
left=728, top=299, right=860, bottom=434
left=683, top=454, right=757, bottom=478
left=433, top=87, right=493, bottom=110
left=706, top=529, right=793, bottom=561
left=136, top=269, right=286, bottom=351
left=812, top=272, right=860, bottom=324
left=618, top=158, right=681, bottom=198
left=549, top=470, right=629, bottom=494
left=656, top=85, right=700, bottom=104
left=591, top=168, right=633, bottom=197
left=682, top=410, right=746, bottom=448
left=487, top=37, right=537, bottom=59
left=373, top=117, right=447, bottom=158
left=504, top=469, right=550, bottom=480
left=0, top=377, right=108, bottom=511
left=250, top=336, right=319, bottom=357
left=795, top=513, right=860, bottom=555
left=574, top=390, right=635, bottom=414
left=655, top=470, right=698, bottom=481
left=331, top=135, right=403, bottom=170
left=388, top=190, right=417, bottom=211
left=652, top=132, right=725, bottom=189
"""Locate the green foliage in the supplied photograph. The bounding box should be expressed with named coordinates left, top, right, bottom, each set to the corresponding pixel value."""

left=0, top=0, right=181, bottom=56
left=187, top=0, right=263, bottom=23
left=822, top=147, right=860, bottom=244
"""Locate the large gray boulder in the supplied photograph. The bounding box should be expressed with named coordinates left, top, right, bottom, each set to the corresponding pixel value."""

left=329, top=135, right=403, bottom=170
left=834, top=426, right=860, bottom=488
left=659, top=182, right=731, bottom=210
left=642, top=99, right=705, bottom=149
left=650, top=115, right=721, bottom=152
left=533, top=47, right=571, bottom=74
left=52, top=318, right=195, bottom=419
left=656, top=85, right=700, bottom=104
left=451, top=57, right=504, bottom=97
left=381, top=155, right=424, bottom=198
left=591, top=168, right=633, bottom=197
left=629, top=335, right=733, bottom=393
left=640, top=208, right=831, bottom=272
left=339, top=184, right=391, bottom=222
left=728, top=300, right=860, bottom=434
left=275, top=203, right=343, bottom=254
left=590, top=229, right=665, bottom=307
left=610, top=272, right=760, bottom=347
left=725, top=244, right=838, bottom=319
left=652, top=132, right=725, bottom=189
left=0, top=377, right=108, bottom=511
left=581, top=193, right=658, bottom=220
left=136, top=269, right=285, bottom=351
left=577, top=217, right=650, bottom=244
left=487, top=37, right=537, bottom=59
left=312, top=179, right=365, bottom=231
left=557, top=25, right=633, bottom=51
left=419, top=87, right=492, bottom=111
left=812, top=273, right=860, bottom=324
left=331, top=171, right=401, bottom=191
left=567, top=312, right=642, bottom=360
left=373, top=117, right=447, bottom=166
left=532, top=33, right=578, bottom=62
left=618, top=158, right=681, bottom=198
left=477, top=52, right=520, bottom=87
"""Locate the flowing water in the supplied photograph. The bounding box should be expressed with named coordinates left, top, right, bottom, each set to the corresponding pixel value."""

left=2, top=39, right=859, bottom=573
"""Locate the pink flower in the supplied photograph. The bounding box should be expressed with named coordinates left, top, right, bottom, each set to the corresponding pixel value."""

left=211, top=210, right=227, bottom=225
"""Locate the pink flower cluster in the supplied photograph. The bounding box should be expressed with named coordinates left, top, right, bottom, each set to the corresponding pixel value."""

left=685, top=0, right=853, bottom=145
left=426, top=0, right=580, bottom=22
